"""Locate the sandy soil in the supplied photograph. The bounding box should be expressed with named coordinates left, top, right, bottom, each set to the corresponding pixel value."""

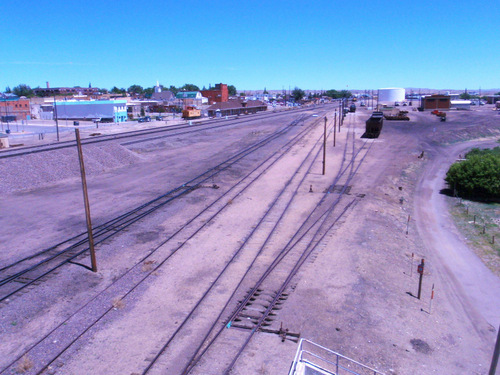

left=0, top=105, right=499, bottom=375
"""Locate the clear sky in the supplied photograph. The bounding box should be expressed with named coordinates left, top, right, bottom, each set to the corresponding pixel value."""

left=1, top=0, right=499, bottom=91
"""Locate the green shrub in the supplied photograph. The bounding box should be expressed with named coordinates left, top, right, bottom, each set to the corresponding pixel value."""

left=445, top=148, right=500, bottom=200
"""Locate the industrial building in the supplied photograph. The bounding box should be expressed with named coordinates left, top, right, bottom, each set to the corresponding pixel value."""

left=40, top=100, right=127, bottom=122
left=207, top=99, right=267, bottom=117
left=420, top=94, right=451, bottom=110
left=450, top=100, right=471, bottom=110
left=0, top=94, right=31, bottom=121
left=201, top=83, right=228, bottom=104
left=485, top=95, right=500, bottom=104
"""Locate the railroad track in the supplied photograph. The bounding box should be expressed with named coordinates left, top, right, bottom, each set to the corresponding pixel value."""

left=0, top=110, right=332, bottom=375
left=0, top=105, right=325, bottom=159
left=0, top=115, right=312, bottom=303
left=138, top=113, right=372, bottom=374
left=174, top=115, right=374, bottom=375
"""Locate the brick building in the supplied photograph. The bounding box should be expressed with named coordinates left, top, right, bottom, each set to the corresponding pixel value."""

left=201, top=83, right=228, bottom=104
left=420, top=94, right=451, bottom=110
left=34, top=86, right=100, bottom=97
left=207, top=99, right=267, bottom=117
left=0, top=94, right=31, bottom=121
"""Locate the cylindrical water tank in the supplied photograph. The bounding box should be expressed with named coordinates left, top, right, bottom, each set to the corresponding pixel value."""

left=378, top=88, right=405, bottom=103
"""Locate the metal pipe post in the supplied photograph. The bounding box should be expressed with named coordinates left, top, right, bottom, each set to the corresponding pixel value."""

left=489, top=325, right=500, bottom=375
left=417, top=259, right=425, bottom=299
left=333, top=112, right=336, bottom=147
left=322, top=116, right=327, bottom=175
left=53, top=95, right=59, bottom=141
left=75, top=129, right=97, bottom=272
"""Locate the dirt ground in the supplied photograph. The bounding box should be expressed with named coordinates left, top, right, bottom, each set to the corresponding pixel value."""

left=0, top=105, right=499, bottom=375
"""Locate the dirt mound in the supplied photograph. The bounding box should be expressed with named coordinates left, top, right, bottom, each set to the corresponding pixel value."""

left=0, top=143, right=142, bottom=194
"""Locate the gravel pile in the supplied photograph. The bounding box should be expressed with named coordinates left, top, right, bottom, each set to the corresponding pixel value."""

left=0, top=143, right=142, bottom=194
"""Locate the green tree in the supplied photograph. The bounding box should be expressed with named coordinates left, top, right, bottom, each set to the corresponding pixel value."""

left=339, top=90, right=352, bottom=98
left=292, top=87, right=305, bottom=101
left=100, top=88, right=109, bottom=94
left=228, top=85, right=237, bottom=96
left=179, top=83, right=199, bottom=92
left=128, top=85, right=144, bottom=95
left=110, top=86, right=126, bottom=95
left=168, top=85, right=179, bottom=95
left=325, top=89, right=339, bottom=98
left=12, top=84, right=33, bottom=97
left=445, top=147, right=500, bottom=200
left=143, top=87, right=154, bottom=98
left=263, top=87, right=268, bottom=94
left=5, top=86, right=11, bottom=93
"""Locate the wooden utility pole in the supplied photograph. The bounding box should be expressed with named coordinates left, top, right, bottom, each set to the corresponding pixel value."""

left=333, top=112, right=336, bottom=147
left=75, top=129, right=98, bottom=272
left=322, top=116, right=327, bottom=175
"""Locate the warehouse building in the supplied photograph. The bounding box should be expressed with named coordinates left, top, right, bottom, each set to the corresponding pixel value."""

left=41, top=100, right=128, bottom=122
left=450, top=100, right=471, bottom=110
left=0, top=94, right=31, bottom=121
left=420, top=94, right=451, bottom=110
left=207, top=99, right=267, bottom=117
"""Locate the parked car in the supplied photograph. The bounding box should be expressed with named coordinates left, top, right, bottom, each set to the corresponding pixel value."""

left=155, top=116, right=163, bottom=121
left=138, top=116, right=151, bottom=123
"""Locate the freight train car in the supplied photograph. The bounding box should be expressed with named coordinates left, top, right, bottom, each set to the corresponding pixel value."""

left=365, top=111, right=384, bottom=138
left=182, top=106, right=201, bottom=119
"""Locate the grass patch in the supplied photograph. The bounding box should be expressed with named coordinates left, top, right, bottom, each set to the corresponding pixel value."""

left=112, top=297, right=125, bottom=310
left=448, top=197, right=500, bottom=275
left=16, top=355, right=33, bottom=373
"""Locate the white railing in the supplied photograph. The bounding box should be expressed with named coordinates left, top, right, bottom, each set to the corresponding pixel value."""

left=289, top=339, right=385, bottom=375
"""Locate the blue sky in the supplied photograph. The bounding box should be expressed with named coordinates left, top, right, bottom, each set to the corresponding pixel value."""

left=1, top=0, right=499, bottom=91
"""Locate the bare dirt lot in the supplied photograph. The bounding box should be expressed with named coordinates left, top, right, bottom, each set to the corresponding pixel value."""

left=0, top=105, right=499, bottom=375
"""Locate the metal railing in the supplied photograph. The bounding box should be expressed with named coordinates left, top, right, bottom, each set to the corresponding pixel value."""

left=289, top=339, right=385, bottom=375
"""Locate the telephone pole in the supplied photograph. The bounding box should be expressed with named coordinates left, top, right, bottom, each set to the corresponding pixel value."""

left=75, top=129, right=97, bottom=272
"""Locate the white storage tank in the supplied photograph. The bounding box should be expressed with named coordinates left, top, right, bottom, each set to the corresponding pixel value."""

left=378, top=88, right=405, bottom=104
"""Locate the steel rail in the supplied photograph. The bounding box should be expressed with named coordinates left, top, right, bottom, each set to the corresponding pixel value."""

left=0, top=105, right=323, bottom=159
left=222, top=117, right=372, bottom=374
left=149, top=114, right=359, bottom=374
left=25, top=111, right=327, bottom=375
left=0, top=110, right=326, bottom=375
left=181, top=131, right=361, bottom=374
left=0, top=116, right=305, bottom=301
left=141, top=112, right=331, bottom=375
left=182, top=114, right=370, bottom=374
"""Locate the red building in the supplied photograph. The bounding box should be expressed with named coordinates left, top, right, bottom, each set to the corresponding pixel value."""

left=421, top=94, right=451, bottom=110
left=201, top=83, right=228, bottom=104
left=0, top=95, right=31, bottom=121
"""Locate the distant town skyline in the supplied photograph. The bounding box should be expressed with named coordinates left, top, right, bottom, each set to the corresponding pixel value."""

left=1, top=1, right=498, bottom=91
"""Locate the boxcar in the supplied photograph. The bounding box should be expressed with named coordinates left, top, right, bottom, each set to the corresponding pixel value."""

left=365, top=111, right=384, bottom=138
